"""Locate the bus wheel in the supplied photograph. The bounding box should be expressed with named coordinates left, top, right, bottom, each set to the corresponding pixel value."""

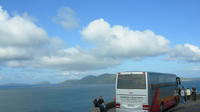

left=160, top=103, right=164, bottom=112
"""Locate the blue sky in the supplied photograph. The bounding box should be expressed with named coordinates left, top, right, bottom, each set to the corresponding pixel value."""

left=0, top=0, right=200, bottom=84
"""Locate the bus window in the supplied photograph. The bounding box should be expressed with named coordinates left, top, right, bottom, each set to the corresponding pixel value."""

left=117, top=74, right=146, bottom=89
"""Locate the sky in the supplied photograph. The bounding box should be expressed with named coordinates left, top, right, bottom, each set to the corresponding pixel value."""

left=0, top=0, right=200, bottom=84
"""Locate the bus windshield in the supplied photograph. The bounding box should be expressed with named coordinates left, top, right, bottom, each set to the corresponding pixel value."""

left=117, top=74, right=146, bottom=89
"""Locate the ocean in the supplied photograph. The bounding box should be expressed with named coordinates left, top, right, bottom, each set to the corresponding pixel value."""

left=0, top=81, right=199, bottom=112
left=0, top=84, right=115, bottom=112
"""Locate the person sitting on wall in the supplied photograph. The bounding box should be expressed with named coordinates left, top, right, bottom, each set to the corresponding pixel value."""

left=93, top=98, right=99, bottom=107
left=98, top=96, right=107, bottom=112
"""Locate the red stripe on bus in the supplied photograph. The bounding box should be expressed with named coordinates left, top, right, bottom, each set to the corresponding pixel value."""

left=164, top=97, right=176, bottom=108
left=150, top=89, right=161, bottom=112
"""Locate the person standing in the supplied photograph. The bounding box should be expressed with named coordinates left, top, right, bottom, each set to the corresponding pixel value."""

left=186, top=88, right=191, bottom=101
left=191, top=87, right=197, bottom=101
left=191, top=87, right=194, bottom=100
left=193, top=88, right=197, bottom=101
left=180, top=87, right=186, bottom=104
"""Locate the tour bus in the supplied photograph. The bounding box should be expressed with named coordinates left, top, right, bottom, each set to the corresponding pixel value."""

left=115, top=71, right=181, bottom=112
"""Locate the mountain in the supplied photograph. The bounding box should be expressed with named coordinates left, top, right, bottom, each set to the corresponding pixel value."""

left=62, top=73, right=200, bottom=84
left=181, top=77, right=200, bottom=81
left=0, top=83, right=30, bottom=86
left=62, top=73, right=116, bottom=84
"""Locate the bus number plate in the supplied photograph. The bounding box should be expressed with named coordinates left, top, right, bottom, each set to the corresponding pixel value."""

left=127, top=104, right=134, bottom=107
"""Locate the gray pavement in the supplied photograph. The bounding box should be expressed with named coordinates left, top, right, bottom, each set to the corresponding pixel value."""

left=167, top=100, right=200, bottom=112
left=107, top=100, right=200, bottom=112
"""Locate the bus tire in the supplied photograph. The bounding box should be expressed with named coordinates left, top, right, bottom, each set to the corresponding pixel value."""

left=160, top=103, right=164, bottom=112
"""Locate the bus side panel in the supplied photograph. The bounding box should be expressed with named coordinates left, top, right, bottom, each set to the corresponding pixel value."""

left=148, top=72, right=178, bottom=112
left=148, top=72, right=160, bottom=112
left=159, top=75, right=177, bottom=109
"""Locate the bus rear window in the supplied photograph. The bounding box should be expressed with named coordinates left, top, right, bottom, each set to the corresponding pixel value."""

left=117, top=74, right=146, bottom=89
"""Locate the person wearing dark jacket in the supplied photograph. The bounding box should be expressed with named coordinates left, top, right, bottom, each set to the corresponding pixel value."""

left=93, top=98, right=99, bottom=107
left=191, top=87, right=197, bottom=101
left=98, top=96, right=106, bottom=112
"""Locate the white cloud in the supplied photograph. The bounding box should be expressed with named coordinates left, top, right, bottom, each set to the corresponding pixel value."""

left=0, top=7, right=48, bottom=47
left=0, top=47, right=30, bottom=60
left=0, top=6, right=49, bottom=61
left=37, top=48, right=119, bottom=71
left=53, top=6, right=79, bottom=30
left=0, top=6, right=64, bottom=66
left=167, top=44, right=200, bottom=62
left=0, top=6, right=118, bottom=71
left=39, top=16, right=173, bottom=71
left=81, top=19, right=169, bottom=59
left=1, top=5, right=199, bottom=73
left=60, top=71, right=90, bottom=79
left=0, top=14, right=171, bottom=71
left=4, top=60, right=28, bottom=67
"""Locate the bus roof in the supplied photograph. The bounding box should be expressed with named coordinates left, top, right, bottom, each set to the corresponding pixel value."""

left=118, top=71, right=177, bottom=76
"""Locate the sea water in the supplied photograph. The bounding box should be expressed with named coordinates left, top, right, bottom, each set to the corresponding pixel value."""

left=0, top=84, right=115, bottom=112
left=0, top=81, right=199, bottom=112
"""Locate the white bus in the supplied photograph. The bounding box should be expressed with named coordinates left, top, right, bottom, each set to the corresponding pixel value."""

left=115, top=71, right=181, bottom=112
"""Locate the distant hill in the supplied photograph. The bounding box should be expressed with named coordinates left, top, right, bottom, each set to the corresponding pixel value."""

left=1, top=74, right=200, bottom=86
left=62, top=73, right=116, bottom=84
left=181, top=77, right=200, bottom=82
left=0, top=83, right=30, bottom=86
left=62, top=73, right=200, bottom=84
